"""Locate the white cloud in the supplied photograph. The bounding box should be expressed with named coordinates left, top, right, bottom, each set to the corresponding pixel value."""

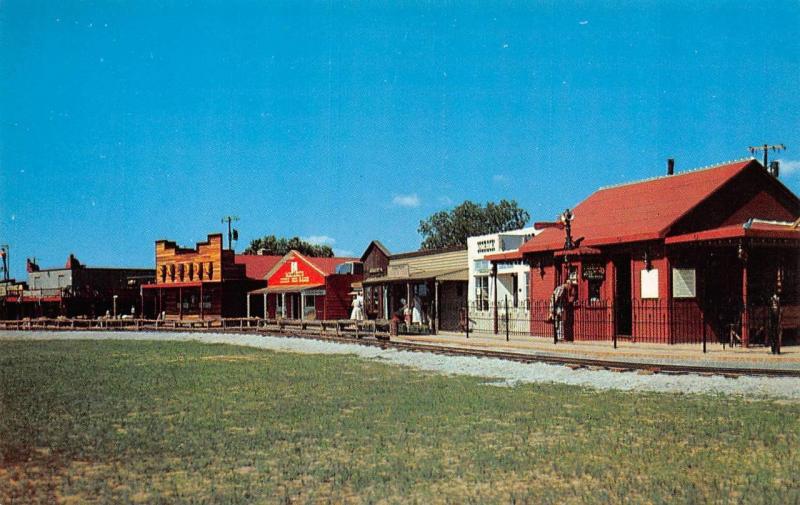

left=303, top=235, right=336, bottom=246
left=778, top=159, right=800, bottom=176
left=392, top=194, right=421, bottom=208
left=333, top=249, right=355, bottom=257
left=438, top=196, right=453, bottom=206
left=492, top=174, right=509, bottom=184
left=579, top=20, right=589, bottom=25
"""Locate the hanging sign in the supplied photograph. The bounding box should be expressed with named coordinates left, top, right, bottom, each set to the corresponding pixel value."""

left=582, top=264, right=606, bottom=281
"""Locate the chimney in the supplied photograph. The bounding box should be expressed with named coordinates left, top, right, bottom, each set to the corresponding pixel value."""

left=769, top=160, right=780, bottom=178
left=26, top=258, right=40, bottom=273
left=667, top=158, right=675, bottom=175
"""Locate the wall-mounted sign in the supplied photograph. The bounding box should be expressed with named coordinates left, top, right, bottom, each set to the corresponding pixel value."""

left=388, top=264, right=410, bottom=278
left=672, top=268, right=696, bottom=298
left=268, top=255, right=325, bottom=287
left=640, top=269, right=659, bottom=299
left=582, top=264, right=605, bottom=281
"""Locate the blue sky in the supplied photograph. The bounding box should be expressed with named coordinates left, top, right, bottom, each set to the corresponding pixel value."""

left=1, top=0, right=798, bottom=278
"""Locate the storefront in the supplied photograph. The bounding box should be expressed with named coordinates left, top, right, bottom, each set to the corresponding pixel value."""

left=467, top=227, right=539, bottom=334
left=141, top=234, right=281, bottom=320
left=361, top=246, right=468, bottom=333
left=489, top=159, right=800, bottom=346
left=2, top=255, right=153, bottom=319
left=247, top=250, right=362, bottom=320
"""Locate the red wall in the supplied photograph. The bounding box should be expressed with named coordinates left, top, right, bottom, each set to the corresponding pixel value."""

left=321, top=274, right=362, bottom=320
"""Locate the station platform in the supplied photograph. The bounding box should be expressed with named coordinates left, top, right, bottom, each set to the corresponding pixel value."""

left=393, top=331, right=800, bottom=371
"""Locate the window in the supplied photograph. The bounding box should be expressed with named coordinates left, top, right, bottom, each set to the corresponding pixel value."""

left=473, top=259, right=490, bottom=274
left=672, top=268, right=696, bottom=298
left=588, top=279, right=602, bottom=302
left=304, top=295, right=316, bottom=308
left=475, top=276, right=489, bottom=310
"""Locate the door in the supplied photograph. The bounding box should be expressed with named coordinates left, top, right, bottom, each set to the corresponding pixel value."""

left=614, top=256, right=632, bottom=335
left=289, top=294, right=300, bottom=320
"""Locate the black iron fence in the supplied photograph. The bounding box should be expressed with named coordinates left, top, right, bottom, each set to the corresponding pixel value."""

left=447, top=298, right=792, bottom=348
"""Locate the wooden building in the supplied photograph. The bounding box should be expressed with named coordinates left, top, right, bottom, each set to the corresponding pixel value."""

left=361, top=246, right=468, bottom=332
left=1, top=255, right=153, bottom=319
left=141, top=234, right=282, bottom=320
left=247, top=250, right=362, bottom=320
left=360, top=241, right=392, bottom=320
left=488, top=159, right=800, bottom=346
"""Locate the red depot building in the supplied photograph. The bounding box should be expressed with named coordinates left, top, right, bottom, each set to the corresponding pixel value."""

left=488, top=159, right=800, bottom=346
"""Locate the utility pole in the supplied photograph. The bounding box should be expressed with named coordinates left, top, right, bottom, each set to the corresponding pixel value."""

left=748, top=144, right=786, bottom=174
left=221, top=216, right=240, bottom=251
left=0, top=244, right=9, bottom=281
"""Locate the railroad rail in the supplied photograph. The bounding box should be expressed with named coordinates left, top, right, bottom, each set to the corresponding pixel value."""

left=1, top=317, right=799, bottom=378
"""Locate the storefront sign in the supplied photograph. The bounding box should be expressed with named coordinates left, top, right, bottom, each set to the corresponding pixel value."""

left=388, top=264, right=410, bottom=278
left=640, top=269, right=659, bottom=299
left=278, top=261, right=310, bottom=284
left=268, top=256, right=326, bottom=287
left=582, top=264, right=605, bottom=281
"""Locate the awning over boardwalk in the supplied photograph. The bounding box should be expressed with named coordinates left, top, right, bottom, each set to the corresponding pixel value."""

left=249, top=283, right=324, bottom=295
left=665, top=219, right=800, bottom=245
left=362, top=268, right=468, bottom=285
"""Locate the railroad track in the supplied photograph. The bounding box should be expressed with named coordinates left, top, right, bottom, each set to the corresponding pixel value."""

left=267, top=329, right=800, bottom=379
left=4, top=323, right=799, bottom=378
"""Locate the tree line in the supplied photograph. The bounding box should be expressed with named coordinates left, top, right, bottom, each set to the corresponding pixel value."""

left=243, top=199, right=529, bottom=256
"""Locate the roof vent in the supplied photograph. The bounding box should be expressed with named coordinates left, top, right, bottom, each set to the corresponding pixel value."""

left=667, top=158, right=675, bottom=175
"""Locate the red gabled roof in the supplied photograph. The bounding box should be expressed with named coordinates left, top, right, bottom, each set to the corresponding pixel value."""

left=519, top=159, right=759, bottom=254
left=235, top=254, right=283, bottom=280
left=263, top=250, right=360, bottom=280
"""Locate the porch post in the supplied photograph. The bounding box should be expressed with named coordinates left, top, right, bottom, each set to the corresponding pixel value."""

left=200, top=283, right=204, bottom=320
left=665, top=254, right=672, bottom=345
left=492, top=263, right=499, bottom=334
left=741, top=258, right=750, bottom=347
left=246, top=293, right=251, bottom=318
left=281, top=293, right=286, bottom=318
left=263, top=293, right=267, bottom=319
left=434, top=280, right=440, bottom=334
left=178, top=287, right=183, bottom=320
left=300, top=291, right=305, bottom=320
left=406, top=282, right=411, bottom=325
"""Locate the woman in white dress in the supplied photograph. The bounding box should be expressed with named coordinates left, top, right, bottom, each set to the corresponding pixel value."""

left=411, top=295, right=424, bottom=324
left=350, top=293, right=364, bottom=320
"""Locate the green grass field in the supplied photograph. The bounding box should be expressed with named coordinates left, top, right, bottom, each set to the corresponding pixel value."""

left=1, top=339, right=799, bottom=504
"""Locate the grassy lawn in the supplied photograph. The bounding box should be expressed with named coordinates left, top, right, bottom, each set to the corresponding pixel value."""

left=1, top=339, right=799, bottom=504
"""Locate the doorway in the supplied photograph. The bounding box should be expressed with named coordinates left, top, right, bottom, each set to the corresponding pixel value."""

left=614, top=256, right=632, bottom=336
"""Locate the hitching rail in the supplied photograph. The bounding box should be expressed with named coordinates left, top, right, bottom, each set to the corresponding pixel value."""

left=1, top=318, right=798, bottom=378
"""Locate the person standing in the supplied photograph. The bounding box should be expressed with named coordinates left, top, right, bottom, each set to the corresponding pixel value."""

left=350, top=292, right=364, bottom=321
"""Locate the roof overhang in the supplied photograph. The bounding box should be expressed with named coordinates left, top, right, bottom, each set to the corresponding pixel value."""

left=485, top=251, right=524, bottom=262
left=142, top=281, right=212, bottom=289
left=362, top=268, right=468, bottom=285
left=666, top=222, right=800, bottom=245
left=249, top=283, right=325, bottom=295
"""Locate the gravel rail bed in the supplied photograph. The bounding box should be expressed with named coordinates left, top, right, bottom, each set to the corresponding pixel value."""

left=3, top=330, right=800, bottom=400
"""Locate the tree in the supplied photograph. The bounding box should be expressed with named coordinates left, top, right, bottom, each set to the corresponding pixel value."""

left=418, top=199, right=530, bottom=249
left=243, top=235, right=334, bottom=257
